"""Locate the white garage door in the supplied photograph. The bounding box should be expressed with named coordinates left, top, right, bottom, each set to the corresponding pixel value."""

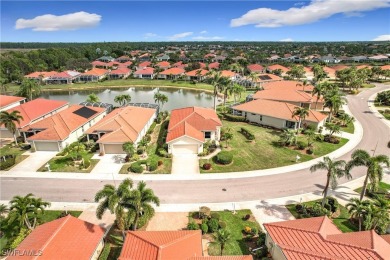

left=103, top=144, right=124, bottom=154
left=172, top=144, right=198, bottom=155
left=34, top=142, right=59, bottom=151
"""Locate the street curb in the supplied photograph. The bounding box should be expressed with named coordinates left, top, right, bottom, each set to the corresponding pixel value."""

left=367, top=90, right=390, bottom=128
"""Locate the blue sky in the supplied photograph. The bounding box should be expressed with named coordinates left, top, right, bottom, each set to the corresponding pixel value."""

left=1, top=0, right=390, bottom=42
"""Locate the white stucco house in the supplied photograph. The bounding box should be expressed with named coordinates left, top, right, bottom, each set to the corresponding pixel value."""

left=166, top=107, right=222, bottom=155
left=0, top=95, right=26, bottom=111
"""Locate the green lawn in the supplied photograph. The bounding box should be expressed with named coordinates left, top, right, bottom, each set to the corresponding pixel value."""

left=37, top=152, right=99, bottom=173
left=39, top=210, right=82, bottom=224
left=286, top=200, right=358, bottom=233
left=340, top=121, right=355, bottom=134
left=354, top=182, right=390, bottom=197
left=378, top=110, right=390, bottom=120
left=207, top=210, right=261, bottom=256
left=200, top=121, right=348, bottom=173
left=361, top=83, right=375, bottom=88
left=0, top=144, right=30, bottom=170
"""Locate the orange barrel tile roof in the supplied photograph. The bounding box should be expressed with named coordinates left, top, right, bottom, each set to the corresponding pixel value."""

left=134, top=67, right=154, bottom=75
left=81, top=68, right=108, bottom=76
left=262, top=80, right=314, bottom=92
left=156, top=61, right=171, bottom=68
left=267, top=64, right=290, bottom=72
left=208, top=62, right=220, bottom=69
left=25, top=71, right=57, bottom=78
left=160, top=67, right=185, bottom=75
left=252, top=88, right=320, bottom=104
left=0, top=95, right=25, bottom=109
left=247, top=64, right=264, bottom=73
left=186, top=69, right=209, bottom=77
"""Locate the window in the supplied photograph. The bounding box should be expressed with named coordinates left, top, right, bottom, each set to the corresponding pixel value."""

left=251, top=113, right=256, bottom=116
left=205, top=132, right=211, bottom=138
left=259, top=115, right=263, bottom=121
left=285, top=121, right=296, bottom=129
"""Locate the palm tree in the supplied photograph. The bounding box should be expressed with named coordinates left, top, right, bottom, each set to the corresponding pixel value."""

left=339, top=113, right=355, bottom=127
left=325, top=123, right=341, bottom=138
left=209, top=71, right=224, bottom=110
left=221, top=77, right=232, bottom=107
left=125, top=181, right=160, bottom=231
left=370, top=196, right=390, bottom=233
left=279, top=129, right=297, bottom=146
left=248, top=72, right=259, bottom=86
left=211, top=229, right=231, bottom=256
left=292, top=106, right=309, bottom=133
left=310, top=157, right=349, bottom=207
left=114, top=94, right=131, bottom=106
left=18, top=79, right=41, bottom=101
left=311, top=83, right=326, bottom=110
left=0, top=204, right=9, bottom=216
left=0, top=110, right=23, bottom=144
left=29, top=197, right=51, bottom=229
left=229, top=83, right=245, bottom=104
left=324, top=88, right=346, bottom=121
left=347, top=149, right=390, bottom=201
left=86, top=93, right=100, bottom=103
left=95, top=178, right=134, bottom=232
left=346, top=198, right=370, bottom=231
left=305, top=129, right=316, bottom=147
left=154, top=92, right=169, bottom=111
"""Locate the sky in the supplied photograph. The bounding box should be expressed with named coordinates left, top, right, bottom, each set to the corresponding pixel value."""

left=1, top=0, right=390, bottom=42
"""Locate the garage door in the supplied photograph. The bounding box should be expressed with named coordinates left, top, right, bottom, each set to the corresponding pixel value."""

left=34, top=142, right=59, bottom=151
left=103, top=144, right=124, bottom=154
left=172, top=144, right=198, bottom=155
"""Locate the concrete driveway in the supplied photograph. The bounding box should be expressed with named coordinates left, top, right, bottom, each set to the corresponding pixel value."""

left=11, top=151, right=57, bottom=172
left=146, top=212, right=188, bottom=231
left=90, top=153, right=125, bottom=175
left=171, top=154, right=200, bottom=175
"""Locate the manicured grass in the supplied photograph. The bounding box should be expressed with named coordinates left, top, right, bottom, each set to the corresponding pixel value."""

left=37, top=152, right=99, bottom=173
left=354, top=182, right=390, bottom=197
left=0, top=237, right=8, bottom=253
left=0, top=144, right=30, bottom=170
left=340, top=121, right=355, bottom=134
left=207, top=210, right=261, bottom=256
left=200, top=120, right=348, bottom=173
left=378, top=110, right=390, bottom=120
left=39, top=210, right=82, bottom=224
left=361, top=83, right=375, bottom=88
left=286, top=199, right=358, bottom=233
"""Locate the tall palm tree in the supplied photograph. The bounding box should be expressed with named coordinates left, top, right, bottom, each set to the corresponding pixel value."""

left=311, top=83, right=326, bottom=110
left=292, top=106, right=309, bottom=133
left=114, top=94, right=131, bottom=106
left=154, top=92, right=168, bottom=111
left=310, top=157, right=349, bottom=207
left=347, top=149, right=390, bottom=201
left=95, top=178, right=134, bottom=232
left=18, top=79, right=41, bottom=101
left=211, top=229, right=231, bottom=256
left=29, top=197, right=51, bottom=229
left=0, top=110, right=23, bottom=144
left=125, top=181, right=160, bottom=231
left=229, top=83, right=245, bottom=104
left=346, top=198, right=370, bottom=231
left=324, top=88, right=346, bottom=121
left=370, top=196, right=390, bottom=233
left=209, top=71, right=224, bottom=110
left=86, top=93, right=100, bottom=103
left=248, top=72, right=259, bottom=86
left=221, top=76, right=232, bottom=107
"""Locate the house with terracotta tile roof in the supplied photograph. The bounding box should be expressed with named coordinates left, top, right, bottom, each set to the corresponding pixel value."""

left=266, top=65, right=290, bottom=76
left=253, top=74, right=282, bottom=87
left=8, top=215, right=105, bottom=260
left=220, top=70, right=238, bottom=80
left=24, top=71, right=58, bottom=83
left=134, top=67, right=155, bottom=79
left=155, top=61, right=171, bottom=69
left=186, top=69, right=209, bottom=81
left=106, top=61, right=121, bottom=68
left=97, top=56, right=115, bottom=62
left=85, top=106, right=157, bottom=154
left=137, top=61, right=152, bottom=70
left=158, top=67, right=186, bottom=80
left=166, top=107, right=222, bottom=155
left=262, top=80, right=314, bottom=93
left=118, top=230, right=253, bottom=260
left=208, top=62, right=220, bottom=70
left=46, top=70, right=81, bottom=84
left=247, top=64, right=265, bottom=74
left=24, top=105, right=106, bottom=151
left=0, top=95, right=26, bottom=111
left=323, top=66, right=336, bottom=79
left=139, top=53, right=152, bottom=62
left=0, top=98, right=69, bottom=139
left=78, top=68, right=109, bottom=82
left=264, top=216, right=390, bottom=260
left=115, top=55, right=132, bottom=63
left=117, top=61, right=133, bottom=68
left=232, top=99, right=327, bottom=130
left=92, top=60, right=109, bottom=69
left=109, top=67, right=131, bottom=79
left=381, top=64, right=390, bottom=71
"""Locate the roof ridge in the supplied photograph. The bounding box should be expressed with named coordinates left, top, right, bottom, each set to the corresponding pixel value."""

left=159, top=231, right=200, bottom=249
left=170, top=107, right=195, bottom=129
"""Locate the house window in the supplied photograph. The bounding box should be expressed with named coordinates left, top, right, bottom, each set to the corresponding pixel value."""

left=251, top=113, right=256, bottom=116
left=285, top=121, right=296, bottom=129
left=205, top=132, right=211, bottom=139
left=259, top=115, right=263, bottom=121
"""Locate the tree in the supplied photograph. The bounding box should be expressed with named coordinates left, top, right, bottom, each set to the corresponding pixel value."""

left=122, top=142, right=135, bottom=158
left=209, top=71, right=224, bottom=110
left=229, top=83, right=245, bottom=104
left=154, top=92, right=168, bottom=111
left=211, top=229, right=231, bottom=256
left=95, top=178, right=134, bottom=233
left=305, top=129, right=316, bottom=147
left=325, top=123, right=341, bottom=138
left=18, top=79, right=41, bottom=101
left=287, top=65, right=305, bottom=80
left=312, top=64, right=327, bottom=83
left=346, top=198, right=370, bottom=231
left=324, top=87, right=346, bottom=121
left=279, top=129, right=297, bottom=146
left=311, top=82, right=328, bottom=109
left=223, top=131, right=233, bottom=148
left=114, top=94, right=131, bottom=106
left=339, top=113, right=355, bottom=127
left=0, top=110, right=23, bottom=144
left=310, top=157, right=349, bottom=207
left=248, top=72, right=259, bottom=86
left=220, top=76, right=232, bottom=107
left=370, top=196, right=390, bottom=234
left=86, top=93, right=100, bottom=103
left=0, top=204, right=9, bottom=216
left=292, top=106, right=309, bottom=133
left=347, top=149, right=390, bottom=201
left=68, top=142, right=86, bottom=161
left=125, top=181, right=160, bottom=231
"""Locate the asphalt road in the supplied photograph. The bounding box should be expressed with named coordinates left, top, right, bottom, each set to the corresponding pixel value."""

left=1, top=84, right=389, bottom=204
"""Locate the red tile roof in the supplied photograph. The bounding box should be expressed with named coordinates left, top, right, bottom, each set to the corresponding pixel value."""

left=186, top=69, right=209, bottom=77
left=323, top=66, right=336, bottom=76
left=86, top=106, right=156, bottom=143
left=0, top=95, right=25, bottom=109
left=254, top=74, right=282, bottom=82
left=189, top=257, right=253, bottom=260
left=25, top=105, right=105, bottom=141
left=262, top=80, right=314, bottom=92
left=264, top=216, right=390, bottom=260
left=118, top=61, right=133, bottom=67
left=247, top=64, right=264, bottom=73
left=8, top=215, right=105, bottom=260
left=233, top=99, right=327, bottom=123
left=92, top=60, right=107, bottom=67
left=167, top=107, right=222, bottom=143
left=198, top=62, right=206, bottom=68
left=267, top=64, right=289, bottom=72
left=25, top=71, right=57, bottom=78
left=109, top=68, right=131, bottom=75
left=160, top=67, right=185, bottom=76
left=381, top=65, right=390, bottom=70
left=156, top=61, right=171, bottom=68
left=208, top=62, right=220, bottom=69
left=134, top=67, right=154, bottom=75
left=138, top=61, right=152, bottom=68
left=220, top=70, right=236, bottom=78
left=332, top=65, right=349, bottom=71
left=4, top=99, right=68, bottom=128
left=82, top=68, right=108, bottom=76
left=253, top=88, right=321, bottom=104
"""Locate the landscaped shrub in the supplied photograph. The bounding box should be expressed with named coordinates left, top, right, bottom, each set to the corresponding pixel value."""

left=219, top=221, right=227, bottom=229
left=325, top=197, right=339, bottom=213
left=187, top=218, right=199, bottom=230
left=307, top=203, right=328, bottom=217
left=256, top=232, right=266, bottom=246
left=137, top=147, right=145, bottom=155
left=306, top=148, right=314, bottom=154
left=210, top=212, right=220, bottom=220
left=83, top=159, right=91, bottom=169
left=158, top=160, right=163, bottom=166
left=216, top=151, right=233, bottom=165
left=255, top=247, right=268, bottom=258
left=157, top=148, right=167, bottom=157
left=130, top=162, right=143, bottom=173
left=251, top=227, right=258, bottom=236
left=199, top=206, right=211, bottom=219
left=240, top=127, right=255, bottom=140
left=244, top=226, right=252, bottom=234
left=207, top=218, right=219, bottom=232
left=203, top=163, right=211, bottom=170
left=243, top=214, right=250, bottom=221
left=144, top=134, right=151, bottom=143
left=147, top=122, right=157, bottom=134
left=295, top=204, right=304, bottom=214
left=324, top=134, right=340, bottom=144
left=223, top=113, right=246, bottom=122
left=147, top=159, right=158, bottom=171
left=0, top=156, right=16, bottom=170
left=201, top=223, right=209, bottom=234
left=10, top=228, right=30, bottom=250
left=296, top=141, right=307, bottom=150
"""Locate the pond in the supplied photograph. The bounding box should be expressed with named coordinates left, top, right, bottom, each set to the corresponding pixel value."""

left=40, top=87, right=214, bottom=111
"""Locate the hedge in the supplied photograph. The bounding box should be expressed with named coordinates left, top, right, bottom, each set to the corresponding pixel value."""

left=240, top=127, right=255, bottom=140
left=148, top=159, right=158, bottom=171
left=223, top=113, right=246, bottom=122
left=216, top=151, right=233, bottom=165
left=130, top=162, right=144, bottom=173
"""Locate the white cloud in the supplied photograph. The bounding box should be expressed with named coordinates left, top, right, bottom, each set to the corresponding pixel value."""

left=231, top=0, right=390, bottom=28
left=167, top=32, right=193, bottom=40
left=144, top=33, right=157, bottom=38
left=372, top=34, right=390, bottom=41
left=200, top=30, right=208, bottom=34
left=192, top=36, right=224, bottom=40
left=15, top=11, right=101, bottom=31
left=280, top=38, right=294, bottom=42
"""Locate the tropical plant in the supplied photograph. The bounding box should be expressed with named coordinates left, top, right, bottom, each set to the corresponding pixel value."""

left=305, top=129, right=316, bottom=147
left=0, top=204, right=9, bottom=216
left=347, top=149, right=390, bottom=201
left=0, top=110, right=23, bottom=144
left=114, top=94, right=131, bottom=106
left=229, top=83, right=245, bottom=104
left=86, top=93, right=100, bottom=103
left=223, top=132, right=233, bottom=148
left=208, top=71, right=224, bottom=110
left=154, top=92, right=168, bottom=111
left=312, top=64, right=327, bottom=82
left=68, top=142, right=86, bottom=161
left=287, top=65, right=305, bottom=80
left=338, top=113, right=355, bottom=127
left=279, top=129, right=297, bottom=146
left=122, top=142, right=135, bottom=157
left=18, top=79, right=41, bottom=101
left=211, top=228, right=232, bottom=256
left=325, top=123, right=341, bottom=138
left=310, top=157, right=350, bottom=207
left=324, top=87, right=346, bottom=121
left=346, top=198, right=370, bottom=231
left=292, top=106, right=309, bottom=133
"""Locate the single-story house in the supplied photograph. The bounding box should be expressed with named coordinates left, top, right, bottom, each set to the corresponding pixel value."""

left=91, top=60, right=109, bottom=68
left=172, top=61, right=188, bottom=69
left=134, top=67, right=155, bottom=79
left=78, top=68, right=108, bottom=82
left=8, top=215, right=105, bottom=260
left=0, top=95, right=26, bottom=111
left=109, top=68, right=131, bottom=79
left=0, top=98, right=69, bottom=139
left=106, top=61, right=121, bottom=68
left=45, top=70, right=80, bottom=84
left=24, top=105, right=106, bottom=151
left=155, top=61, right=171, bottom=69
left=232, top=99, right=327, bottom=130
left=262, top=80, right=314, bottom=93
left=253, top=74, right=282, bottom=87
left=369, top=55, right=389, bottom=62
left=115, top=55, right=132, bottom=63
left=158, top=68, right=185, bottom=80
left=118, top=230, right=252, bottom=260
left=303, top=67, right=314, bottom=79
left=208, top=62, right=220, bottom=70
left=264, top=216, right=390, bottom=260
left=166, top=107, right=222, bottom=155
left=220, top=70, right=239, bottom=80
left=85, top=106, right=157, bottom=154
left=213, top=55, right=226, bottom=62
left=247, top=64, right=265, bottom=74
left=332, top=65, right=349, bottom=72
left=266, top=65, right=289, bottom=76
left=138, top=53, right=152, bottom=62
left=156, top=54, right=170, bottom=61
left=24, top=71, right=57, bottom=83
left=186, top=69, right=209, bottom=81
left=117, top=61, right=133, bottom=68
left=137, top=61, right=152, bottom=70
left=97, top=56, right=115, bottom=62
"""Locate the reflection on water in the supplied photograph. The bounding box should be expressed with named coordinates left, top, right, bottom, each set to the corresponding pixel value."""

left=40, top=87, right=214, bottom=111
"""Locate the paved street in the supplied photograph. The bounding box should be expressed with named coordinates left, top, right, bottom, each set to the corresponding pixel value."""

left=0, top=84, right=389, bottom=204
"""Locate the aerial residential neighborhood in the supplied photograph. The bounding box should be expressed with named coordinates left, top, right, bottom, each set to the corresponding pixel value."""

left=0, top=0, right=390, bottom=259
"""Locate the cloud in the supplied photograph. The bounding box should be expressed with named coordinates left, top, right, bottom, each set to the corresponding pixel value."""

left=231, top=0, right=390, bottom=27
left=294, top=2, right=305, bottom=6
left=144, top=33, right=157, bottom=38
left=167, top=32, right=193, bottom=40
left=15, top=11, right=101, bottom=31
left=192, top=36, right=224, bottom=40
left=200, top=30, right=208, bottom=34
left=280, top=38, right=294, bottom=42
left=372, top=34, right=390, bottom=41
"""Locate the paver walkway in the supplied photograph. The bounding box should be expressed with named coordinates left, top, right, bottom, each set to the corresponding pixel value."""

left=11, top=151, right=57, bottom=172
left=90, top=153, right=124, bottom=175
left=171, top=154, right=200, bottom=175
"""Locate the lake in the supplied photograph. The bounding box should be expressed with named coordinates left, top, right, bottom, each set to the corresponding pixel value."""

left=40, top=87, right=215, bottom=111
